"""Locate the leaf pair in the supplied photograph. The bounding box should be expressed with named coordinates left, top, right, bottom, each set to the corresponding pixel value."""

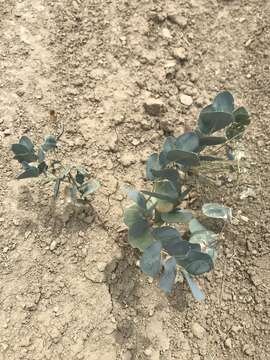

left=198, top=91, right=250, bottom=137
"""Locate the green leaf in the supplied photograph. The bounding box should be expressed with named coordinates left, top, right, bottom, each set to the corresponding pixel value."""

left=175, top=132, right=200, bottom=153
left=202, top=203, right=232, bottom=221
left=151, top=169, right=181, bottom=190
left=38, top=161, right=48, bottom=174
left=167, top=149, right=200, bottom=167
left=140, top=241, right=162, bottom=278
left=159, top=257, right=177, bottom=294
left=161, top=209, right=193, bottom=224
left=190, top=230, right=218, bottom=261
left=128, top=228, right=154, bottom=251
left=11, top=144, right=37, bottom=163
left=189, top=218, right=207, bottom=234
left=142, top=180, right=179, bottom=213
left=153, top=180, right=179, bottom=213
left=182, top=270, right=205, bottom=301
left=153, top=226, right=200, bottom=261
left=233, top=106, right=250, bottom=125
left=124, top=205, right=145, bottom=227
left=199, top=136, right=227, bottom=146
left=190, top=230, right=218, bottom=247
left=76, top=170, right=85, bottom=185
left=213, top=91, right=234, bottom=113
left=79, top=179, right=100, bottom=197
left=129, top=218, right=149, bottom=238
left=54, top=178, right=61, bottom=199
left=179, top=251, right=214, bottom=275
left=163, top=136, right=176, bottom=153
left=152, top=226, right=182, bottom=243
left=38, top=148, right=45, bottom=162
left=42, top=135, right=57, bottom=152
left=16, top=164, right=39, bottom=179
left=19, top=136, right=34, bottom=152
left=225, top=122, right=245, bottom=140
left=146, top=153, right=161, bottom=180
left=198, top=111, right=234, bottom=134
left=123, top=187, right=146, bottom=210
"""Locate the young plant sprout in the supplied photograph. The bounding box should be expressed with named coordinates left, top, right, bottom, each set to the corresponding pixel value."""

left=123, top=91, right=250, bottom=301
left=10, top=134, right=100, bottom=204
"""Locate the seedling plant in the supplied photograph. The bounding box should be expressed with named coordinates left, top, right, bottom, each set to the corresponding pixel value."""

left=11, top=134, right=100, bottom=204
left=124, top=91, right=250, bottom=300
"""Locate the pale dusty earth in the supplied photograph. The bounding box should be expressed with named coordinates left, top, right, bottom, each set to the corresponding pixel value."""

left=0, top=0, right=269, bottom=359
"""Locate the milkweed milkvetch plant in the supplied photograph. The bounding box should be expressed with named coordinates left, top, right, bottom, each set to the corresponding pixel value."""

left=123, top=91, right=250, bottom=301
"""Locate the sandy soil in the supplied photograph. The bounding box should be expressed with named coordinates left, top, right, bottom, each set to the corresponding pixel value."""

left=0, top=0, right=269, bottom=359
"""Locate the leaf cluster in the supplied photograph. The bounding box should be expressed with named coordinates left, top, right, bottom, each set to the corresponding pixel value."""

left=124, top=91, right=250, bottom=301
left=11, top=135, right=100, bottom=203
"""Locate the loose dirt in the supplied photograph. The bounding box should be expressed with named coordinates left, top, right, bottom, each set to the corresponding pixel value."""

left=0, top=0, right=269, bottom=359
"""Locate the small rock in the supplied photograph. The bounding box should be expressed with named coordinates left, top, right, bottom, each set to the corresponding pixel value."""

left=240, top=188, right=256, bottom=199
left=168, top=14, right=188, bottom=28
left=50, top=240, right=57, bottom=251
left=122, top=350, right=132, bottom=360
left=4, top=129, right=11, bottom=136
left=172, top=47, right=187, bottom=61
left=240, top=215, right=249, bottom=222
left=180, top=94, right=193, bottom=106
left=162, top=28, right=172, bottom=39
left=120, top=153, right=136, bottom=167
left=191, top=322, right=205, bottom=339
left=225, top=338, right=232, bottom=349
left=243, top=343, right=255, bottom=356
left=231, top=325, right=242, bottom=333
left=144, top=98, right=166, bottom=116
left=132, top=139, right=140, bottom=146
left=144, top=348, right=152, bottom=356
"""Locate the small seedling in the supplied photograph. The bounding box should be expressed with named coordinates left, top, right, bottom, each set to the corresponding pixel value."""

left=11, top=134, right=100, bottom=204
left=123, top=91, right=250, bottom=301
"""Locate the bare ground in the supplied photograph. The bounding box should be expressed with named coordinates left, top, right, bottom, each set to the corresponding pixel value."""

left=0, top=0, right=269, bottom=359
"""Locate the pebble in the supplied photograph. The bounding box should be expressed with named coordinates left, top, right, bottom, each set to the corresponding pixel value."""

left=50, top=240, right=57, bottom=251
left=122, top=350, right=132, bottom=360
left=191, top=322, right=205, bottom=339
left=180, top=93, right=193, bottom=106
left=243, top=343, right=255, bottom=356
left=172, top=47, right=187, bottom=61
left=225, top=338, right=232, bottom=349
left=144, top=348, right=152, bottom=356
left=168, top=14, right=188, bottom=28
left=240, top=188, right=256, bottom=199
left=162, top=27, right=172, bottom=39
left=120, top=153, right=136, bottom=167
left=4, top=129, right=11, bottom=136
left=143, top=98, right=166, bottom=116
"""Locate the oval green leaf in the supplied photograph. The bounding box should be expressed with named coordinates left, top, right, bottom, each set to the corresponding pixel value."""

left=161, top=209, right=193, bottom=224
left=175, top=132, right=200, bottom=153
left=233, top=106, right=250, bottom=125
left=179, top=251, right=214, bottom=275
left=198, top=111, right=234, bottom=134
left=182, top=270, right=205, bottom=301
left=159, top=257, right=177, bottom=294
left=128, top=228, right=154, bottom=251
left=202, top=203, right=232, bottom=221
left=167, top=149, right=200, bottom=166
left=213, top=91, right=234, bottom=113
left=140, top=241, right=162, bottom=278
